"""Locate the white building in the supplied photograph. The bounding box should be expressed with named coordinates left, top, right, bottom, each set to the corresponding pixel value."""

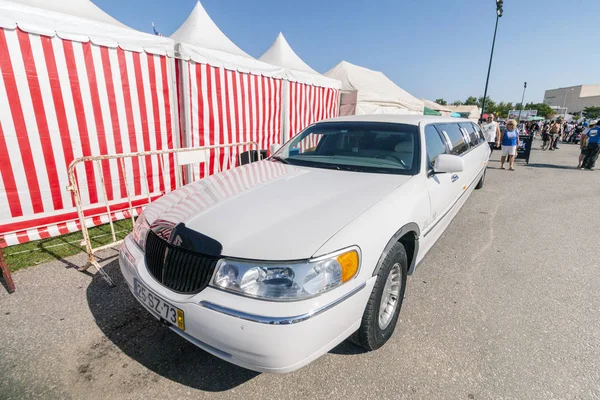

left=444, top=105, right=481, bottom=121
left=543, top=85, right=600, bottom=114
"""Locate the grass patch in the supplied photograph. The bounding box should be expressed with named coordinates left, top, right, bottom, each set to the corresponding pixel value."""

left=3, top=219, right=134, bottom=273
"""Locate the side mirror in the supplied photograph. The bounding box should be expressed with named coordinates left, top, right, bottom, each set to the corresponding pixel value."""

left=433, top=154, right=464, bottom=174
left=270, top=143, right=281, bottom=155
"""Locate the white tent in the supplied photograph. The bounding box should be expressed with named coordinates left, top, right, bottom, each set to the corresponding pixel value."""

left=258, top=32, right=341, bottom=141
left=170, top=1, right=286, bottom=179
left=259, top=32, right=341, bottom=89
left=0, top=0, right=174, bottom=54
left=171, top=1, right=283, bottom=77
left=10, top=0, right=128, bottom=27
left=0, top=0, right=178, bottom=246
left=324, top=61, right=424, bottom=116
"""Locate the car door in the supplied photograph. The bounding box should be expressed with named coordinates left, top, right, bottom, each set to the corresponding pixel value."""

left=469, top=121, right=491, bottom=176
left=420, top=124, right=458, bottom=254
left=459, top=122, right=486, bottom=186
left=436, top=123, right=471, bottom=195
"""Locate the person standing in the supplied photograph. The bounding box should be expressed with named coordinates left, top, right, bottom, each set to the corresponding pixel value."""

left=581, top=121, right=600, bottom=170
left=563, top=121, right=573, bottom=143
left=578, top=126, right=589, bottom=169
left=572, top=123, right=584, bottom=143
left=549, top=119, right=562, bottom=150
left=499, top=119, right=519, bottom=171
left=541, top=123, right=551, bottom=150
left=481, top=114, right=501, bottom=155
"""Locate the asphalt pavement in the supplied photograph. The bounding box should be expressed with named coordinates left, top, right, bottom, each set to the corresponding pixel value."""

left=1, top=140, right=599, bottom=400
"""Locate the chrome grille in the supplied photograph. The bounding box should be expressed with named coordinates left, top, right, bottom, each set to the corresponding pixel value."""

left=145, top=229, right=219, bottom=294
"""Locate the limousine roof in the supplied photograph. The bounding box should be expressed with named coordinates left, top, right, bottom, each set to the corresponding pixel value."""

left=322, top=114, right=474, bottom=126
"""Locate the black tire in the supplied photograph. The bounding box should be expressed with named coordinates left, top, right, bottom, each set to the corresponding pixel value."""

left=475, top=168, right=486, bottom=190
left=352, top=242, right=408, bottom=351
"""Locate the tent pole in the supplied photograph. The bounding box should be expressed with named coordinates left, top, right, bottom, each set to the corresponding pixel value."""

left=1, top=240, right=15, bottom=293
left=281, top=80, right=290, bottom=144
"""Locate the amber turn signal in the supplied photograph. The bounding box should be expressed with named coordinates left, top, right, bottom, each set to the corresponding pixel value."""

left=337, top=250, right=359, bottom=283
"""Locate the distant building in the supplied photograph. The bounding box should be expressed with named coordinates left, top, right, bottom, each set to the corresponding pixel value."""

left=543, top=85, right=600, bottom=115
left=444, top=105, right=481, bottom=121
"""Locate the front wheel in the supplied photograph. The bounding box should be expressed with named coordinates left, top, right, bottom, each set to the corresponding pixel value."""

left=352, top=242, right=408, bottom=351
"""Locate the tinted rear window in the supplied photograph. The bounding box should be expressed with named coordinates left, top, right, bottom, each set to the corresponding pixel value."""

left=435, top=124, right=469, bottom=155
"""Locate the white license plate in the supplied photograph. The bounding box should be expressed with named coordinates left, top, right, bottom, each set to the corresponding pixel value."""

left=134, top=279, right=185, bottom=331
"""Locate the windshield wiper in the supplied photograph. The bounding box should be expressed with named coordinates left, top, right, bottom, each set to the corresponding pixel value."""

left=314, top=163, right=342, bottom=171
left=270, top=156, right=289, bottom=164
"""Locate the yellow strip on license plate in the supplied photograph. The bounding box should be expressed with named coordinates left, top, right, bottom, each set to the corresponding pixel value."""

left=134, top=279, right=185, bottom=331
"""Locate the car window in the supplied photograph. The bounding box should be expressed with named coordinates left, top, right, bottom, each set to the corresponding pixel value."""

left=424, top=125, right=448, bottom=167
left=471, top=123, right=486, bottom=143
left=435, top=124, right=469, bottom=155
left=459, top=126, right=474, bottom=148
left=460, top=123, right=480, bottom=146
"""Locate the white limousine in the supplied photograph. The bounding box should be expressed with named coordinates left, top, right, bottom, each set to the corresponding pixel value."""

left=119, top=115, right=490, bottom=373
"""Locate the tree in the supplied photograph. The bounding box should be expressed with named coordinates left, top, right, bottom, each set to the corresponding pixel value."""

left=452, top=100, right=463, bottom=106
left=495, top=101, right=507, bottom=118
left=464, top=96, right=479, bottom=106
left=435, top=98, right=447, bottom=106
left=493, top=101, right=513, bottom=119
left=524, top=102, right=556, bottom=119
left=583, top=106, right=600, bottom=120
left=479, top=96, right=496, bottom=114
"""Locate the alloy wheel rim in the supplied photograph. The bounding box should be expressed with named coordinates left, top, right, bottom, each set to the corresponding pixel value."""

left=378, top=262, right=402, bottom=330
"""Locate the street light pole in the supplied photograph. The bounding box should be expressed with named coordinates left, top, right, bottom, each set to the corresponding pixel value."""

left=517, top=81, right=527, bottom=122
left=481, top=0, right=504, bottom=119
left=562, top=88, right=574, bottom=117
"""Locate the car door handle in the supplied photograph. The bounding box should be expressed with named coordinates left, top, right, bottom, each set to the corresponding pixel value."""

left=451, top=174, right=459, bottom=183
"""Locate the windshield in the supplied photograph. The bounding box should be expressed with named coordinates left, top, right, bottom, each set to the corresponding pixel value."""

left=271, top=122, right=421, bottom=175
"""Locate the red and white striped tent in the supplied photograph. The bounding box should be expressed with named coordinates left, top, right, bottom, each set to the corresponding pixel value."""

left=0, top=0, right=179, bottom=246
left=259, top=33, right=341, bottom=144
left=171, top=1, right=286, bottom=181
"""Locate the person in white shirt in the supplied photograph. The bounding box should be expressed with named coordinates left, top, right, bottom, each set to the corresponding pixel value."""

left=480, top=114, right=501, bottom=155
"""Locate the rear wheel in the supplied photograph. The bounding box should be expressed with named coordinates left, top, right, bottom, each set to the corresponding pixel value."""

left=352, top=242, right=408, bottom=351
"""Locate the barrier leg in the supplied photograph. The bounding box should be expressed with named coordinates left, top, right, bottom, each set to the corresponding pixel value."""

left=86, top=253, right=115, bottom=287
left=0, top=243, right=15, bottom=293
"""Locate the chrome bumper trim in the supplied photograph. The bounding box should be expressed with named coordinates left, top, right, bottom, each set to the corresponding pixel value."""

left=200, top=282, right=367, bottom=325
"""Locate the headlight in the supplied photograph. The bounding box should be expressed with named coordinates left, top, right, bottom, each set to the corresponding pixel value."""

left=132, top=215, right=150, bottom=251
left=211, top=249, right=360, bottom=301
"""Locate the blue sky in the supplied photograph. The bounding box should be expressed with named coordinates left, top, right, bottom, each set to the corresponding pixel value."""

left=96, top=0, right=600, bottom=104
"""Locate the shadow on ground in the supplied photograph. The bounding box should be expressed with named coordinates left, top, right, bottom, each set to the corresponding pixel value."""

left=86, top=261, right=259, bottom=392
left=525, top=163, right=580, bottom=170
left=329, top=340, right=367, bottom=355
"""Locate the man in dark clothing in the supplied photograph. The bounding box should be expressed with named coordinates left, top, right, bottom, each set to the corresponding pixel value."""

left=572, top=124, right=584, bottom=143
left=582, top=121, right=600, bottom=170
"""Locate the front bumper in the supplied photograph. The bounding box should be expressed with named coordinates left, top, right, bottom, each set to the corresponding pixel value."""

left=119, top=235, right=374, bottom=373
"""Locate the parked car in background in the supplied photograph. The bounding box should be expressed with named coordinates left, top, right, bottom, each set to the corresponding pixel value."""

left=119, top=115, right=490, bottom=373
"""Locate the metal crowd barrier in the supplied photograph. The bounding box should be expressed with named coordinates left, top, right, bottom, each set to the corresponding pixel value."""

left=66, top=142, right=262, bottom=286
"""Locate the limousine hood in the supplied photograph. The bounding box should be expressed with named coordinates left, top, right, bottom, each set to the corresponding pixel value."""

left=143, top=161, right=412, bottom=260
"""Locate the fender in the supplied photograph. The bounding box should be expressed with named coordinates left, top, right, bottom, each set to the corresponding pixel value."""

left=373, top=222, right=420, bottom=277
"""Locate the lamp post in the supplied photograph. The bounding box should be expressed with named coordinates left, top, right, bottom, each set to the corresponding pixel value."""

left=561, top=88, right=575, bottom=117
left=517, top=81, right=527, bottom=122
left=481, top=0, right=504, bottom=119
